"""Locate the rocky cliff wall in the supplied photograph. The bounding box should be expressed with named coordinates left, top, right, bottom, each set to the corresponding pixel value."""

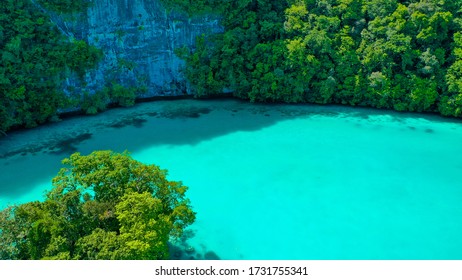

left=52, top=0, right=221, bottom=97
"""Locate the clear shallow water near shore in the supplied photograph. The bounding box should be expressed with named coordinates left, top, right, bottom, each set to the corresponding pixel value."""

left=1, top=99, right=462, bottom=259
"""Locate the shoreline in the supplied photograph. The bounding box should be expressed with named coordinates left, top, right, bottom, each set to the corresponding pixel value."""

left=2, top=96, right=462, bottom=161
left=4, top=92, right=462, bottom=137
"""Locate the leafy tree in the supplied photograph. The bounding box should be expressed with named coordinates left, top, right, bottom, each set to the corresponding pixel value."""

left=0, top=0, right=101, bottom=133
left=5, top=0, right=462, bottom=135
left=172, top=0, right=462, bottom=118
left=0, top=151, right=195, bottom=260
left=442, top=32, right=462, bottom=116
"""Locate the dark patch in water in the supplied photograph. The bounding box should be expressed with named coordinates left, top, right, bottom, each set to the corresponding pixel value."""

left=109, top=117, right=147, bottom=129
left=425, top=128, right=434, bottom=134
left=110, top=123, right=124, bottom=129
left=170, top=247, right=183, bottom=259
left=163, top=107, right=212, bottom=119
left=204, top=251, right=221, bottom=260
left=168, top=229, right=221, bottom=260
left=0, top=144, right=47, bottom=159
left=408, top=126, right=416, bottom=130
left=280, top=109, right=341, bottom=119
left=147, top=112, right=158, bottom=117
left=264, top=114, right=270, bottom=117
left=168, top=244, right=204, bottom=260
left=322, top=111, right=342, bottom=118
left=132, top=118, right=147, bottom=128
left=49, top=132, right=92, bottom=155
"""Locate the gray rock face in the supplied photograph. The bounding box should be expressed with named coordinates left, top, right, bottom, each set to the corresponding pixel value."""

left=54, top=0, right=221, bottom=97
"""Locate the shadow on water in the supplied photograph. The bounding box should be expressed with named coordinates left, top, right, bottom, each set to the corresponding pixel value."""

left=48, top=132, right=93, bottom=155
left=0, top=157, right=60, bottom=201
left=1, top=98, right=461, bottom=201
left=0, top=100, right=297, bottom=200
left=0, top=132, right=93, bottom=159
left=168, top=230, right=222, bottom=260
left=108, top=106, right=212, bottom=130
left=163, top=106, right=212, bottom=119
left=0, top=131, right=97, bottom=200
left=169, top=244, right=222, bottom=260
left=109, top=117, right=147, bottom=129
left=97, top=101, right=460, bottom=153
left=97, top=100, right=374, bottom=151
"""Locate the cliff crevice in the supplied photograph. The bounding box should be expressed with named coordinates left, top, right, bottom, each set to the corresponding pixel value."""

left=53, top=0, right=221, bottom=97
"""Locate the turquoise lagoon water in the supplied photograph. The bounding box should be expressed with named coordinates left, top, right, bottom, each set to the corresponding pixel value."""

left=1, top=99, right=462, bottom=259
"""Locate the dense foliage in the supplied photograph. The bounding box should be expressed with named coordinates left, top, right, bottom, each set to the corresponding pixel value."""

left=0, top=151, right=195, bottom=259
left=177, top=0, right=462, bottom=117
left=0, top=0, right=101, bottom=133
left=3, top=0, right=462, bottom=134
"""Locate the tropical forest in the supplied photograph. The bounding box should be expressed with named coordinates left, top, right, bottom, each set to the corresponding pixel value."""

left=1, top=0, right=462, bottom=260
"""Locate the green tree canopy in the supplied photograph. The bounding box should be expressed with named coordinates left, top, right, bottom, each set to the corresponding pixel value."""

left=174, top=0, right=462, bottom=118
left=0, top=151, right=195, bottom=260
left=0, top=0, right=101, bottom=133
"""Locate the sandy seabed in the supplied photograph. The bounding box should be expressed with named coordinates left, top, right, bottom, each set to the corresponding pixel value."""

left=2, top=99, right=462, bottom=259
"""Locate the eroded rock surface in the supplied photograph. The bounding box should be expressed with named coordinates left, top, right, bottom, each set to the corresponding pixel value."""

left=51, top=0, right=221, bottom=96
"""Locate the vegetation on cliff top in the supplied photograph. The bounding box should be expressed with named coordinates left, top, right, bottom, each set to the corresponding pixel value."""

left=0, top=0, right=101, bottom=133
left=177, top=0, right=462, bottom=118
left=3, top=0, right=462, bottom=134
left=0, top=151, right=195, bottom=260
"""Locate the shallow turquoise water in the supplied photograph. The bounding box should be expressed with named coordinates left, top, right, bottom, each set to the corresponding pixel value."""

left=1, top=99, right=462, bottom=259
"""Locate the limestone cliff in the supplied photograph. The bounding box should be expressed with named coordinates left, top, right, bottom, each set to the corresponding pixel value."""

left=51, top=0, right=221, bottom=97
